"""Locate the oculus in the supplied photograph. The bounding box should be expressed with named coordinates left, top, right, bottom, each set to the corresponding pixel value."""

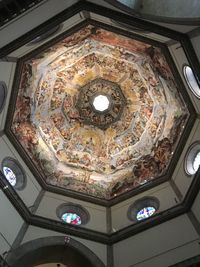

left=183, top=65, right=200, bottom=99
left=3, top=166, right=17, bottom=186
left=128, top=196, right=159, bottom=222
left=56, top=203, right=90, bottom=225
left=76, top=78, right=126, bottom=129
left=92, top=94, right=110, bottom=112
left=10, top=24, right=190, bottom=200
left=185, top=142, right=200, bottom=175
left=1, top=158, right=26, bottom=190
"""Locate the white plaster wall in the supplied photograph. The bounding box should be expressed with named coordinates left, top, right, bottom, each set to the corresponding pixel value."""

left=111, top=182, right=177, bottom=231
left=0, top=136, right=41, bottom=208
left=0, top=190, right=24, bottom=255
left=191, top=34, right=200, bottom=62
left=36, top=191, right=107, bottom=233
left=0, top=0, right=79, bottom=48
left=0, top=62, right=16, bottom=132
left=169, top=42, right=200, bottom=114
left=0, top=234, right=10, bottom=259
left=8, top=13, right=84, bottom=58
left=90, top=12, right=171, bottom=43
left=192, top=190, right=200, bottom=223
left=113, top=214, right=200, bottom=267
left=22, top=225, right=107, bottom=266
left=127, top=240, right=200, bottom=267
left=171, top=119, right=200, bottom=196
left=168, top=42, right=200, bottom=197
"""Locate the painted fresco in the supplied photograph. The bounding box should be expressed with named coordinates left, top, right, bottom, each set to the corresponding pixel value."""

left=11, top=25, right=188, bottom=200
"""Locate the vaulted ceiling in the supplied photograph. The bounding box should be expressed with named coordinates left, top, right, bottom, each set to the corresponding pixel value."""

left=0, top=0, right=200, bottom=245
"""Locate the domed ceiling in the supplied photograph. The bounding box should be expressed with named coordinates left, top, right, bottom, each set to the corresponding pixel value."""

left=10, top=24, right=189, bottom=201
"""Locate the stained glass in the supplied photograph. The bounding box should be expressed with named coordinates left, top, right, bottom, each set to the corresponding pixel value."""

left=193, top=151, right=200, bottom=173
left=136, top=206, right=156, bottom=221
left=3, top=167, right=17, bottom=186
left=61, top=213, right=81, bottom=225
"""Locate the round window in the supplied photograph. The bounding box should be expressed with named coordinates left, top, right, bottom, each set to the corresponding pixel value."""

left=136, top=206, right=156, bottom=221
left=56, top=203, right=90, bottom=226
left=92, top=94, right=110, bottom=112
left=61, top=213, right=81, bottom=225
left=185, top=142, right=200, bottom=175
left=193, top=151, right=200, bottom=173
left=1, top=157, right=26, bottom=190
left=183, top=65, right=200, bottom=98
left=128, top=197, right=159, bottom=222
left=3, top=166, right=17, bottom=186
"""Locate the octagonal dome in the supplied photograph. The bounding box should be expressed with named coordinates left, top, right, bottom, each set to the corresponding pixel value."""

left=9, top=24, right=190, bottom=201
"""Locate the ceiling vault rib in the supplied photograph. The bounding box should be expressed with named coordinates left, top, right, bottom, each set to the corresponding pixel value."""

left=187, top=211, right=200, bottom=236
left=29, top=189, right=45, bottom=214
left=0, top=171, right=31, bottom=222
left=0, top=56, right=18, bottom=63
left=107, top=245, right=114, bottom=267
left=169, top=180, right=183, bottom=202
left=106, top=207, right=112, bottom=234
left=29, top=214, right=111, bottom=245
left=10, top=222, right=29, bottom=250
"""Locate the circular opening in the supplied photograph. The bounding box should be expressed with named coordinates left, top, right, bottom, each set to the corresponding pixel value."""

left=92, top=94, right=110, bottom=112
left=127, top=196, right=159, bottom=222
left=57, top=203, right=90, bottom=226
left=1, top=157, right=26, bottom=190
left=193, top=151, right=200, bottom=173
left=136, top=206, right=156, bottom=221
left=61, top=212, right=82, bottom=225
left=3, top=166, right=17, bottom=186
left=185, top=142, right=200, bottom=175
left=183, top=65, right=200, bottom=98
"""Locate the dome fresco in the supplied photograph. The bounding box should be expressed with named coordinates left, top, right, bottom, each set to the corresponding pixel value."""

left=11, top=24, right=189, bottom=200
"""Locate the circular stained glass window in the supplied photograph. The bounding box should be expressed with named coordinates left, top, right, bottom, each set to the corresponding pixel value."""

left=183, top=65, right=200, bottom=98
left=185, top=142, right=200, bottom=175
left=136, top=206, right=156, bottom=221
left=1, top=157, right=26, bottom=190
left=61, top=212, right=81, bottom=225
left=127, top=196, right=159, bottom=222
left=3, top=166, right=17, bottom=186
left=57, top=203, right=90, bottom=226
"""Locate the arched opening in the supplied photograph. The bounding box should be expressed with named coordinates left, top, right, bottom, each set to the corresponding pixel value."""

left=7, top=236, right=105, bottom=267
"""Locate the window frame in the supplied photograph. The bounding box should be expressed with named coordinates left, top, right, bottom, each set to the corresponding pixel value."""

left=183, top=64, right=200, bottom=99
left=127, top=196, right=159, bottom=222
left=56, top=203, right=90, bottom=226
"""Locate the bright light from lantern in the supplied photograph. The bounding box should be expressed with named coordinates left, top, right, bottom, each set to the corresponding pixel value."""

left=93, top=95, right=109, bottom=112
